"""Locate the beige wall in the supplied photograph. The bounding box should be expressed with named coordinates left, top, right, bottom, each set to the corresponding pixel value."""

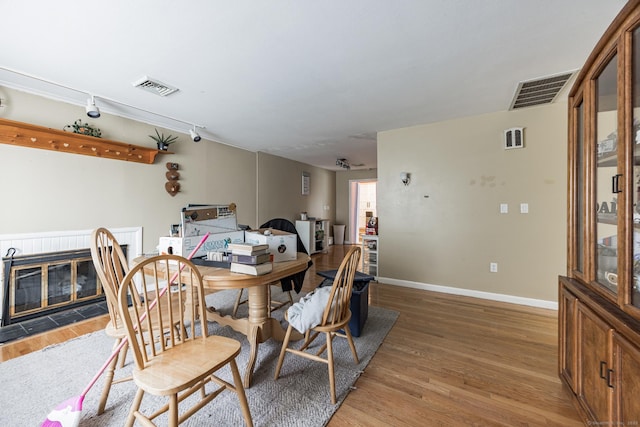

left=0, top=87, right=337, bottom=254
left=0, top=87, right=268, bottom=253
left=257, top=152, right=336, bottom=228
left=377, top=102, right=567, bottom=304
left=0, top=85, right=568, bottom=305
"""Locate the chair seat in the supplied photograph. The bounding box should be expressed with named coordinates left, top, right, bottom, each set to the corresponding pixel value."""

left=133, top=335, right=242, bottom=396
left=309, top=311, right=351, bottom=333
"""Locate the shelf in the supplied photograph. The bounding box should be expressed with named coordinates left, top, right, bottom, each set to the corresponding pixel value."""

left=296, top=219, right=329, bottom=254
left=0, top=118, right=171, bottom=164
left=360, top=234, right=378, bottom=278
left=598, top=151, right=640, bottom=167
left=597, top=152, right=617, bottom=167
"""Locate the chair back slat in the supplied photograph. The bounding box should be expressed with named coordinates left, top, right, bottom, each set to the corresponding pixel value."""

left=321, top=246, right=361, bottom=327
left=118, top=254, right=208, bottom=370
left=91, top=228, right=131, bottom=329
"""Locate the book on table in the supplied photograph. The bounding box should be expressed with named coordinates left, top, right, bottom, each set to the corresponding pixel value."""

left=229, top=252, right=271, bottom=265
left=227, top=242, right=269, bottom=256
left=230, top=261, right=273, bottom=276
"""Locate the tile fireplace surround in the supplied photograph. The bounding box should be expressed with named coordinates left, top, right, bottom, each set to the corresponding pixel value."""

left=0, top=227, right=142, bottom=327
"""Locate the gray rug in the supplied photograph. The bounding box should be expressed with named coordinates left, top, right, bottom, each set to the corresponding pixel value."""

left=0, top=288, right=398, bottom=426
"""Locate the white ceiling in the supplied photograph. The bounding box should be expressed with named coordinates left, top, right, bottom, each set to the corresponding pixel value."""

left=0, top=0, right=627, bottom=170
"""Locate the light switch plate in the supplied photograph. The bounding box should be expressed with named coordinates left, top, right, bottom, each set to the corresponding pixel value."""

left=520, top=203, right=529, bottom=214
left=500, top=203, right=508, bottom=214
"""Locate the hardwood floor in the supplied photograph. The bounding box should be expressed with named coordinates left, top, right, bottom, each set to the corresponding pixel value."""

left=0, top=245, right=581, bottom=426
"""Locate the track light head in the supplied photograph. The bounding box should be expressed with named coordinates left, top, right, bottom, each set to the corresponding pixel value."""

left=189, top=127, right=201, bottom=142
left=336, top=158, right=350, bottom=169
left=85, top=96, right=100, bottom=118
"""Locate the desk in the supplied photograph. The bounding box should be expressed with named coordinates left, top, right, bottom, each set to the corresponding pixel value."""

left=135, top=252, right=309, bottom=388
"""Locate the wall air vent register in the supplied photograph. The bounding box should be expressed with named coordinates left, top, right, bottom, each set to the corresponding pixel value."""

left=509, top=71, right=575, bottom=110
left=132, top=76, right=179, bottom=97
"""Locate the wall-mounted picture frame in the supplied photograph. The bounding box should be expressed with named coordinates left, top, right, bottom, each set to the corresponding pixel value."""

left=302, top=172, right=310, bottom=195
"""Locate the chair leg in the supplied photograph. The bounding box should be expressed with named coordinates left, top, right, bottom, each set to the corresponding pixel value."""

left=344, top=326, right=360, bottom=364
left=168, top=393, right=179, bottom=427
left=98, top=338, right=122, bottom=414
left=232, top=289, right=244, bottom=317
left=326, top=332, right=337, bottom=405
left=125, top=388, right=144, bottom=427
left=230, top=359, right=254, bottom=427
left=286, top=290, right=294, bottom=306
left=274, top=324, right=294, bottom=380
left=117, top=341, right=129, bottom=368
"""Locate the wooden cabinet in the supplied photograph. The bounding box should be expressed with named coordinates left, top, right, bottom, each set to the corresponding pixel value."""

left=576, top=300, right=613, bottom=422
left=612, top=331, right=640, bottom=423
left=559, top=285, right=578, bottom=392
left=295, top=219, right=329, bottom=254
left=560, top=278, right=640, bottom=425
left=561, top=2, right=640, bottom=424
left=360, top=234, right=378, bottom=278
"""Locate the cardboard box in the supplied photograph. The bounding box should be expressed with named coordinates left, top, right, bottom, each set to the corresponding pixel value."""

left=181, top=205, right=238, bottom=237
left=159, top=231, right=245, bottom=260
left=244, top=229, right=296, bottom=262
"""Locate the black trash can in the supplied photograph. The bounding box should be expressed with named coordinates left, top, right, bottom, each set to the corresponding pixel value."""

left=317, top=269, right=374, bottom=337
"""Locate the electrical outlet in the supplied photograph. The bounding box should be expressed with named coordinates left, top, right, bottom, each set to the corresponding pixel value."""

left=520, top=203, right=529, bottom=214
left=500, top=203, right=508, bottom=214
left=490, top=262, right=498, bottom=273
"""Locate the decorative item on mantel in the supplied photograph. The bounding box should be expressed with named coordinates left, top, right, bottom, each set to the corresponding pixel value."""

left=63, top=119, right=102, bottom=138
left=165, top=162, right=180, bottom=196
left=149, top=129, right=178, bottom=151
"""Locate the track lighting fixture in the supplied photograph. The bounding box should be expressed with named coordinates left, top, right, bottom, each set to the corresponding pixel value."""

left=336, top=158, right=351, bottom=169
left=189, top=126, right=201, bottom=142
left=85, top=95, right=100, bottom=118
left=0, top=68, right=212, bottom=140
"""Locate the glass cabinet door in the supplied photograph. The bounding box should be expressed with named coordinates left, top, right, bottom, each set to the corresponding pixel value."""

left=633, top=28, right=640, bottom=308
left=574, top=99, right=585, bottom=275
left=595, top=53, right=619, bottom=296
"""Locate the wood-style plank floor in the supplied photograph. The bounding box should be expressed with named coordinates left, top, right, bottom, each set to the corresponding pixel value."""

left=0, top=244, right=581, bottom=426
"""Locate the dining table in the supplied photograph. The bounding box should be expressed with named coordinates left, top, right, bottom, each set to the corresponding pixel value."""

left=134, top=252, right=310, bottom=388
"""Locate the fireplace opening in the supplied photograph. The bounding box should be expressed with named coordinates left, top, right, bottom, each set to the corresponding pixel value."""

left=2, top=246, right=126, bottom=326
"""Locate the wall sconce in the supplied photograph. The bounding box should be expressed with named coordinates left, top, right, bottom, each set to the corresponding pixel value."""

left=400, top=172, right=411, bottom=186
left=165, top=162, right=180, bottom=196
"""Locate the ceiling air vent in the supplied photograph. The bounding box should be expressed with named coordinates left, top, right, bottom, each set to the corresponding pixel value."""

left=509, top=71, right=575, bottom=110
left=132, top=76, right=179, bottom=97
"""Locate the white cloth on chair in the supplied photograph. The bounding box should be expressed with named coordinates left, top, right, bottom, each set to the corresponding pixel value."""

left=286, top=286, right=332, bottom=333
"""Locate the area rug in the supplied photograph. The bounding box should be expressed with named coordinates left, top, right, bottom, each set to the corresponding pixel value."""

left=0, top=288, right=398, bottom=426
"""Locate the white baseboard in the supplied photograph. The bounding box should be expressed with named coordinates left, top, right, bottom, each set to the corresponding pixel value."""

left=376, top=276, right=558, bottom=311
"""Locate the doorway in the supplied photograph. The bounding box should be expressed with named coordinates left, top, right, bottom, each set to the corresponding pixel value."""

left=348, top=179, right=377, bottom=244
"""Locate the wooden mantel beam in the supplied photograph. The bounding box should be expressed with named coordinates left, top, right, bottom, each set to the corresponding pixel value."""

left=0, top=117, right=171, bottom=164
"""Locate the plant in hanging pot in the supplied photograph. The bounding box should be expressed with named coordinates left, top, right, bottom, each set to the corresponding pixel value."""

left=149, top=129, right=178, bottom=151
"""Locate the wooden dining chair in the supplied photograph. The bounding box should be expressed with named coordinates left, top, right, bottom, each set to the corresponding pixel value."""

left=117, top=254, right=253, bottom=427
left=90, top=227, right=134, bottom=415
left=90, top=227, right=185, bottom=415
left=273, top=245, right=361, bottom=404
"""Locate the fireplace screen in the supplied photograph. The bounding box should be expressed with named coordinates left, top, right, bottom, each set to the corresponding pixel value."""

left=2, top=247, right=120, bottom=325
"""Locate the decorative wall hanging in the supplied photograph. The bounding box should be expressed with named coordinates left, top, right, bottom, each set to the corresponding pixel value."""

left=165, top=162, right=180, bottom=196
left=302, top=172, right=310, bottom=195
